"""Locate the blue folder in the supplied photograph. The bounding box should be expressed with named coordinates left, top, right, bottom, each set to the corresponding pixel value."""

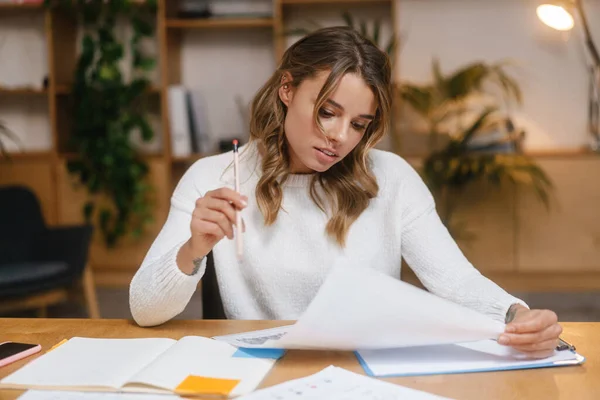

left=354, top=340, right=585, bottom=378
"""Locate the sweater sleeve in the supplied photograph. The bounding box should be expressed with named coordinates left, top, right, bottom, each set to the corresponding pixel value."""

left=129, top=174, right=208, bottom=327
left=399, top=166, right=528, bottom=323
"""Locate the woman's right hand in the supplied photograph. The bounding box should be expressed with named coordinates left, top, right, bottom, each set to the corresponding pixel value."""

left=178, top=188, right=247, bottom=273
left=190, top=187, right=248, bottom=258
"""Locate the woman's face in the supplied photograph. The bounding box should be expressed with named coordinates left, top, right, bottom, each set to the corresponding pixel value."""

left=279, top=71, right=377, bottom=174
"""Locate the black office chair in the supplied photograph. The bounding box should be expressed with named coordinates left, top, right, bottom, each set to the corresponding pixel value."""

left=201, top=252, right=227, bottom=319
left=0, top=185, right=98, bottom=318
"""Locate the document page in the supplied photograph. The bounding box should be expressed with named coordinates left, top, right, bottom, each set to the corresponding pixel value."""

left=237, top=366, right=452, bottom=400
left=229, top=265, right=505, bottom=350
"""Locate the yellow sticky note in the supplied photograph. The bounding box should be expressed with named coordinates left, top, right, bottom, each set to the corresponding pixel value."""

left=47, top=339, right=68, bottom=353
left=175, top=375, right=240, bottom=396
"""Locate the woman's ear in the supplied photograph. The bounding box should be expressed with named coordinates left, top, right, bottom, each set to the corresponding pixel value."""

left=278, top=71, right=294, bottom=107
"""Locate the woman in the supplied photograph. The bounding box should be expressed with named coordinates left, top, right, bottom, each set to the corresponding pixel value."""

left=130, top=26, right=561, bottom=358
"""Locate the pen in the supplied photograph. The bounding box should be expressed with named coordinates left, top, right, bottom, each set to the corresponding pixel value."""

left=232, top=139, right=243, bottom=261
left=557, top=337, right=576, bottom=352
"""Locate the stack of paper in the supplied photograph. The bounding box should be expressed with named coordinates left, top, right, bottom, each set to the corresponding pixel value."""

left=213, top=265, right=585, bottom=377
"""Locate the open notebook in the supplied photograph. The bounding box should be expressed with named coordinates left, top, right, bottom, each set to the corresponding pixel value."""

left=0, top=337, right=284, bottom=398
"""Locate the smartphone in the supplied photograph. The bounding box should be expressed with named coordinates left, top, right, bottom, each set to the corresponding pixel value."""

left=0, top=342, right=42, bottom=368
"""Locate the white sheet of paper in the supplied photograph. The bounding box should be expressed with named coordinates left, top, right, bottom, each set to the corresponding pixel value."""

left=221, top=265, right=505, bottom=350
left=212, top=326, right=292, bottom=348
left=18, top=390, right=179, bottom=400
left=1, top=338, right=175, bottom=390
left=357, top=339, right=585, bottom=377
left=237, top=365, right=452, bottom=400
left=126, top=336, right=275, bottom=397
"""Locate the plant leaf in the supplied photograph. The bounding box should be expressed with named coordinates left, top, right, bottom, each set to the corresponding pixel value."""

left=458, top=107, right=498, bottom=147
left=385, top=36, right=396, bottom=57
left=359, top=20, right=368, bottom=37
left=284, top=27, right=313, bottom=36
left=342, top=11, right=354, bottom=29
left=373, top=19, right=381, bottom=46
left=83, top=201, right=95, bottom=222
left=400, top=84, right=435, bottom=118
left=132, top=16, right=154, bottom=37
left=135, top=57, right=156, bottom=71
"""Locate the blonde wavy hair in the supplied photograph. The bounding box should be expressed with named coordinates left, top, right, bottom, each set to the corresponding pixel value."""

left=249, top=26, right=393, bottom=246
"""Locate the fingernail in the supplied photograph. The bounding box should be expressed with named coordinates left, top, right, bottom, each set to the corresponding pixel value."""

left=241, top=200, right=247, bottom=207
left=498, top=335, right=510, bottom=345
left=506, top=325, right=516, bottom=333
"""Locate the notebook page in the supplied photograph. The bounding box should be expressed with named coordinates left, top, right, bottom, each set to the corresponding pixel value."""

left=1, top=337, right=175, bottom=390
left=126, top=336, right=276, bottom=397
left=18, top=390, right=180, bottom=400
left=357, top=339, right=583, bottom=377
left=238, top=365, right=452, bottom=399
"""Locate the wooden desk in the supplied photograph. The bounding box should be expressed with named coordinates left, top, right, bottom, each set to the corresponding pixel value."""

left=0, top=319, right=597, bottom=399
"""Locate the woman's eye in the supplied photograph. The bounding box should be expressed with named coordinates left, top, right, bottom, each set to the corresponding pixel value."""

left=352, top=122, right=367, bottom=131
left=318, top=108, right=335, bottom=118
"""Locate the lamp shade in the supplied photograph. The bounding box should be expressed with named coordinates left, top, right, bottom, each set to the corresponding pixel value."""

left=537, top=3, right=575, bottom=31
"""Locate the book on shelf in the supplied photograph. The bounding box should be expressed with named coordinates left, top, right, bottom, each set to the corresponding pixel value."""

left=168, top=85, right=239, bottom=160
left=178, top=0, right=273, bottom=19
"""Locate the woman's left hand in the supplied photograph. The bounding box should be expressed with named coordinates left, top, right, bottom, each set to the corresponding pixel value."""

left=498, top=305, right=562, bottom=359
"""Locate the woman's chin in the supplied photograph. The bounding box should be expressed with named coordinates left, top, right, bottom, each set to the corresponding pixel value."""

left=302, top=159, right=332, bottom=173
left=292, top=153, right=339, bottom=173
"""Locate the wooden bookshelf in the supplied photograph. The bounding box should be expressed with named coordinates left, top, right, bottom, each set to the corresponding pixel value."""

left=0, top=2, right=43, bottom=10
left=54, top=85, right=69, bottom=95
left=54, top=84, right=161, bottom=95
left=0, top=87, right=47, bottom=95
left=166, top=18, right=274, bottom=29
left=282, top=0, right=390, bottom=4
left=0, top=150, right=54, bottom=161
left=0, top=0, right=399, bottom=286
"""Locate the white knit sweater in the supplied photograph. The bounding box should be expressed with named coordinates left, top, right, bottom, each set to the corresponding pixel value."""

left=129, top=143, right=526, bottom=326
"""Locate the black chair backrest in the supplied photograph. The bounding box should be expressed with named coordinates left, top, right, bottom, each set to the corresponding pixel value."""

left=0, top=185, right=46, bottom=233
left=201, top=251, right=227, bottom=319
left=0, top=185, right=46, bottom=263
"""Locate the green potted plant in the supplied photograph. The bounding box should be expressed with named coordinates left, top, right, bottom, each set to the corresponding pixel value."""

left=400, top=60, right=553, bottom=237
left=286, top=11, right=397, bottom=57
left=45, top=0, right=158, bottom=247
